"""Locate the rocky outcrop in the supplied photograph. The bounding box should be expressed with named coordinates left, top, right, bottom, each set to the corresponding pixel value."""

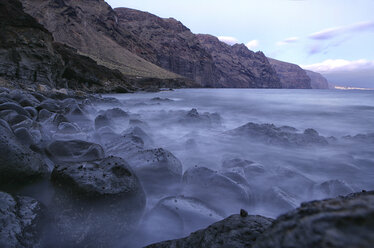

left=147, top=191, right=374, bottom=248
left=146, top=214, right=274, bottom=248
left=50, top=156, right=146, bottom=247
left=226, top=122, right=328, bottom=146
left=0, top=0, right=63, bottom=89
left=20, top=0, right=189, bottom=88
left=253, top=191, right=374, bottom=248
left=305, top=70, right=330, bottom=89
left=0, top=192, right=45, bottom=248
left=115, top=8, right=217, bottom=86
left=197, top=35, right=282, bottom=88
left=0, top=0, right=137, bottom=93
left=268, top=58, right=312, bottom=89
left=115, top=8, right=282, bottom=88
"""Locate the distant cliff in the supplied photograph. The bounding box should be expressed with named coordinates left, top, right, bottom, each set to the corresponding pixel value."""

left=19, top=0, right=194, bottom=89
left=197, top=35, right=282, bottom=88
left=305, top=70, right=330, bottom=89
left=16, top=0, right=317, bottom=90
left=268, top=58, right=312, bottom=89
left=115, top=8, right=281, bottom=88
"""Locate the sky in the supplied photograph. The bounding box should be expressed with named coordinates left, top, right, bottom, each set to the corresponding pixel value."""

left=107, top=0, right=374, bottom=87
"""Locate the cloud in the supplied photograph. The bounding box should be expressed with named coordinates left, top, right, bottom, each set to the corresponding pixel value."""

left=276, top=37, right=299, bottom=46
left=309, top=21, right=374, bottom=40
left=246, top=40, right=259, bottom=50
left=217, top=36, right=239, bottom=45
left=301, top=59, right=374, bottom=73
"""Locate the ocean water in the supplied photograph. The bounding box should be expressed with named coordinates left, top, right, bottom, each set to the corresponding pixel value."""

left=106, top=89, right=374, bottom=246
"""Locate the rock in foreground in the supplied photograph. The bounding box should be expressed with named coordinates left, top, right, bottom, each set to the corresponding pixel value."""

left=0, top=192, right=44, bottom=248
left=146, top=214, right=274, bottom=248
left=147, top=191, right=374, bottom=248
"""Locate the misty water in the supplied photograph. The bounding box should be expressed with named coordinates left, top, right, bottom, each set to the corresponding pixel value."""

left=15, top=88, right=374, bottom=247
left=103, top=89, right=374, bottom=247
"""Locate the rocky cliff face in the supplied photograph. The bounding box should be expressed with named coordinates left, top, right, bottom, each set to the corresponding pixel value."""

left=305, top=70, right=330, bottom=89
left=115, top=8, right=281, bottom=88
left=115, top=8, right=217, bottom=86
left=268, top=58, right=312, bottom=89
left=0, top=0, right=138, bottom=93
left=0, top=0, right=63, bottom=89
left=19, top=0, right=186, bottom=85
left=198, top=35, right=282, bottom=88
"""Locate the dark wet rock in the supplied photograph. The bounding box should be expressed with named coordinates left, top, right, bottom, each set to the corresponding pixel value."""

left=312, top=179, right=354, bottom=199
left=182, top=167, right=251, bottom=214
left=14, top=127, right=35, bottom=147
left=57, top=122, right=80, bottom=134
left=226, top=122, right=328, bottom=146
left=0, top=192, right=44, bottom=248
left=0, top=102, right=30, bottom=117
left=37, top=109, right=53, bottom=122
left=122, top=126, right=154, bottom=148
left=0, top=119, right=47, bottom=186
left=37, top=99, right=61, bottom=113
left=11, top=118, right=34, bottom=131
left=253, top=191, right=374, bottom=248
left=129, top=118, right=150, bottom=130
left=222, top=158, right=254, bottom=169
left=100, top=107, right=129, bottom=120
left=94, top=114, right=111, bottom=130
left=146, top=214, right=274, bottom=248
left=263, top=186, right=298, bottom=212
left=9, top=90, right=40, bottom=107
left=179, top=108, right=221, bottom=127
left=139, top=196, right=225, bottom=247
left=46, top=140, right=105, bottom=163
left=49, top=156, right=146, bottom=247
left=343, top=133, right=374, bottom=144
left=127, top=148, right=183, bottom=195
left=24, top=106, right=38, bottom=120
left=51, top=114, right=69, bottom=127
left=6, top=112, right=31, bottom=126
left=151, top=97, right=173, bottom=102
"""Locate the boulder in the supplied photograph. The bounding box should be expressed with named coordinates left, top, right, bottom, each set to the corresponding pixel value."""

left=146, top=213, right=274, bottom=248
left=253, top=191, right=374, bottom=248
left=182, top=167, right=251, bottom=214
left=49, top=156, right=146, bottom=247
left=138, top=196, right=224, bottom=247
left=226, top=122, right=328, bottom=146
left=0, top=192, right=44, bottom=248
left=46, top=140, right=105, bottom=163
left=0, top=118, right=48, bottom=186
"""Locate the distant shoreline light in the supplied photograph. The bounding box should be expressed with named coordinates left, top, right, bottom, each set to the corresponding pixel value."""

left=334, top=86, right=374, bottom=91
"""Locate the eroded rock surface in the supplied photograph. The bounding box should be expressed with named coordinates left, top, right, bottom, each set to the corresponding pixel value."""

left=0, top=192, right=44, bottom=248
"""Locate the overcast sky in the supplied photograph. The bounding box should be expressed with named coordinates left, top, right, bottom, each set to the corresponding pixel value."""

left=107, top=0, right=374, bottom=87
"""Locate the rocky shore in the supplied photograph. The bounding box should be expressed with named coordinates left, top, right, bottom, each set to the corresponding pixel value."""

left=0, top=85, right=373, bottom=247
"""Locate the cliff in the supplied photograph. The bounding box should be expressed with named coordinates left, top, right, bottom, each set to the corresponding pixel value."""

left=115, top=8, right=281, bottom=88
left=305, top=70, right=330, bottom=89
left=19, top=0, right=192, bottom=88
left=197, top=35, right=282, bottom=88
left=115, top=8, right=217, bottom=87
left=268, top=58, right=312, bottom=89
left=0, top=0, right=139, bottom=93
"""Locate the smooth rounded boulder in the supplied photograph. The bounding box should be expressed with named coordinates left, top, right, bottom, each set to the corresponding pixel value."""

left=49, top=156, right=146, bottom=247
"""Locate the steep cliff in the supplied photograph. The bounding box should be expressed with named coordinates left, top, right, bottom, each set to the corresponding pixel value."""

left=268, top=58, right=312, bottom=89
left=0, top=0, right=63, bottom=89
left=19, top=0, right=186, bottom=85
left=0, top=0, right=138, bottom=93
left=115, top=8, right=281, bottom=88
left=115, top=8, right=217, bottom=86
left=305, top=70, right=330, bottom=89
left=198, top=35, right=282, bottom=88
